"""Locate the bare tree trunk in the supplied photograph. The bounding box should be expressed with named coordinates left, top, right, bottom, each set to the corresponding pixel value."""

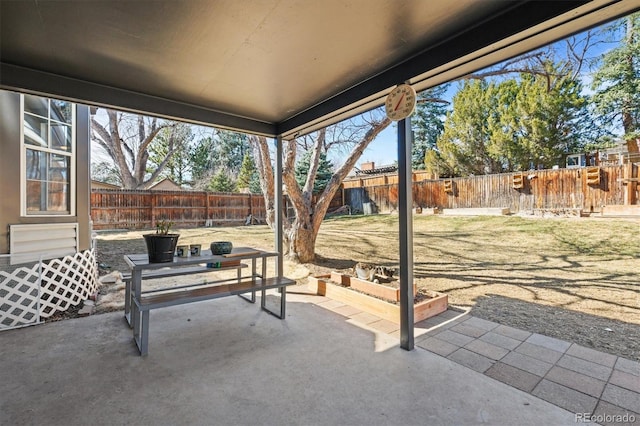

left=310, top=118, right=391, bottom=237
left=249, top=116, right=391, bottom=264
left=286, top=219, right=316, bottom=262
left=248, top=135, right=276, bottom=227
left=287, top=118, right=391, bottom=263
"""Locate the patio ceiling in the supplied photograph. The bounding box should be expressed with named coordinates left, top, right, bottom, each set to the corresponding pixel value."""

left=1, top=0, right=638, bottom=138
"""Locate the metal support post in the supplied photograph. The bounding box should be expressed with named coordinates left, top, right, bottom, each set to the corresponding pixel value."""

left=275, top=136, right=284, bottom=279
left=398, top=117, right=414, bottom=350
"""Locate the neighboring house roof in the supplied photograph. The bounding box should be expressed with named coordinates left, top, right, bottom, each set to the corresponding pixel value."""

left=91, top=180, right=121, bottom=190
left=355, top=165, right=398, bottom=176
left=149, top=178, right=183, bottom=191
left=354, top=162, right=398, bottom=176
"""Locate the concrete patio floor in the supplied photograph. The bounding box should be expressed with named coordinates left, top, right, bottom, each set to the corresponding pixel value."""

left=0, top=289, right=630, bottom=425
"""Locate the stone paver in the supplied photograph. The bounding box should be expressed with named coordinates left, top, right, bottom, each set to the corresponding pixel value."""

left=367, top=319, right=399, bottom=334
left=464, top=339, right=509, bottom=361
left=566, top=343, right=618, bottom=367
left=447, top=348, right=494, bottom=373
left=557, top=354, right=613, bottom=382
left=533, top=379, right=599, bottom=414
left=416, top=336, right=459, bottom=357
left=349, top=311, right=382, bottom=326
left=525, top=333, right=571, bottom=353
left=309, top=299, right=640, bottom=422
left=485, top=362, right=542, bottom=393
left=615, top=357, right=640, bottom=377
left=437, top=309, right=468, bottom=321
left=502, top=351, right=554, bottom=377
left=332, top=304, right=362, bottom=317
left=592, top=401, right=640, bottom=426
left=479, top=331, right=523, bottom=351
left=316, top=299, right=346, bottom=310
left=515, top=342, right=564, bottom=364
left=601, top=384, right=640, bottom=413
left=450, top=323, right=487, bottom=338
left=545, top=366, right=606, bottom=398
left=435, top=329, right=476, bottom=347
left=609, top=370, right=640, bottom=393
left=493, top=324, right=531, bottom=341
left=462, top=316, right=499, bottom=331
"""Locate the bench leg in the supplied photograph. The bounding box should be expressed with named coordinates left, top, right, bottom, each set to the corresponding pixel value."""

left=140, top=310, right=150, bottom=356
left=237, top=257, right=256, bottom=303
left=124, top=279, right=132, bottom=327
left=261, top=285, right=286, bottom=319
left=133, top=308, right=150, bottom=356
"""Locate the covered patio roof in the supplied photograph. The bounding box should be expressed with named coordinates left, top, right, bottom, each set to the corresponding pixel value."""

left=1, top=0, right=637, bottom=138
left=2, top=0, right=638, bottom=351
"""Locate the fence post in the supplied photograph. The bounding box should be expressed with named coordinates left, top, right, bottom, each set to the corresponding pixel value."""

left=624, top=162, right=636, bottom=205
left=205, top=192, right=210, bottom=224
left=150, top=191, right=155, bottom=229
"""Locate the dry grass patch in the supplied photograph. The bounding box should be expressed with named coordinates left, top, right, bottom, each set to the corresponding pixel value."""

left=94, top=214, right=639, bottom=360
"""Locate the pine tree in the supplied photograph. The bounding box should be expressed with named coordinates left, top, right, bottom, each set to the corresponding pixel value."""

left=236, top=153, right=256, bottom=191
left=411, top=85, right=449, bottom=169
left=295, top=150, right=334, bottom=194
left=591, top=12, right=640, bottom=138
left=208, top=170, right=236, bottom=192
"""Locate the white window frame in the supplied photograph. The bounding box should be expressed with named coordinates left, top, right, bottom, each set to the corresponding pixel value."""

left=20, top=94, right=76, bottom=217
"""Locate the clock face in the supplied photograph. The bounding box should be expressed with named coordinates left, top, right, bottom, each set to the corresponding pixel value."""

left=385, top=84, right=416, bottom=121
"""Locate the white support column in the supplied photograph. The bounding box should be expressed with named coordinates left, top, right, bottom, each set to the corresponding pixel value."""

left=398, top=117, right=414, bottom=350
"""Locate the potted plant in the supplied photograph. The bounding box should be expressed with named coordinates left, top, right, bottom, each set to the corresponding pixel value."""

left=143, top=219, right=179, bottom=263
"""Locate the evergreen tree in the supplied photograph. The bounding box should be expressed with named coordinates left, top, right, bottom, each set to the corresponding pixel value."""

left=428, top=80, right=496, bottom=176
left=591, top=12, right=640, bottom=138
left=212, top=130, right=251, bottom=174
left=411, top=85, right=449, bottom=169
left=236, top=153, right=256, bottom=191
left=509, top=64, right=587, bottom=168
left=208, top=170, right=236, bottom=192
left=248, top=170, right=262, bottom=194
left=295, top=150, right=334, bottom=194
left=189, top=135, right=216, bottom=183
left=427, top=64, right=589, bottom=176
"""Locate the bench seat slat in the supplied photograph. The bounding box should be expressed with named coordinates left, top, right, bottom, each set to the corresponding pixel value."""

left=137, top=277, right=296, bottom=310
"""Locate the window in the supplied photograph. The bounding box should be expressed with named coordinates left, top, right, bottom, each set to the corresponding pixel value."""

left=22, top=94, right=75, bottom=215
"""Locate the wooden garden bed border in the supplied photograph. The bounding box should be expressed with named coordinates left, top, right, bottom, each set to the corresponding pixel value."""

left=309, top=274, right=447, bottom=324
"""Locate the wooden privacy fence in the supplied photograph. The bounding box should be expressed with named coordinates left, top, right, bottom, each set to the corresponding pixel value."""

left=91, top=164, right=636, bottom=229
left=344, top=164, right=637, bottom=214
left=91, top=190, right=266, bottom=230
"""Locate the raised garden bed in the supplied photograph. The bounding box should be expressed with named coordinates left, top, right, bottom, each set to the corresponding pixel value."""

left=309, top=273, right=447, bottom=324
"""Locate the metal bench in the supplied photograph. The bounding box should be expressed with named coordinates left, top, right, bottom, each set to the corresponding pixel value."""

left=132, top=275, right=296, bottom=356
left=124, top=248, right=295, bottom=356
left=122, top=264, right=247, bottom=326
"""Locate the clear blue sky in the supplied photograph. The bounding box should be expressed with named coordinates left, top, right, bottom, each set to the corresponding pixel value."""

left=355, top=16, right=623, bottom=169
left=359, top=124, right=399, bottom=167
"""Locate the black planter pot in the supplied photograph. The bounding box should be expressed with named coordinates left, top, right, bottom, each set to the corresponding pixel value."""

left=143, top=234, right=180, bottom=263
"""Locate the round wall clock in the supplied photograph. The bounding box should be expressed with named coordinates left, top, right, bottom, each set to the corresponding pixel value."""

left=385, top=84, right=416, bottom=121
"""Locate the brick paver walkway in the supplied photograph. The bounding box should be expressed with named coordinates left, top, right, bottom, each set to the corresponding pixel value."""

left=309, top=292, right=640, bottom=425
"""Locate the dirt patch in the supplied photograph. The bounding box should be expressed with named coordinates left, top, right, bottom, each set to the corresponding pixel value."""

left=92, top=215, right=640, bottom=361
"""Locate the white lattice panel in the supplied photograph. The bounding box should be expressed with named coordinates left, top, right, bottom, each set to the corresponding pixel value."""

left=0, top=249, right=98, bottom=328
left=39, top=249, right=98, bottom=318
left=0, top=264, right=41, bottom=329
